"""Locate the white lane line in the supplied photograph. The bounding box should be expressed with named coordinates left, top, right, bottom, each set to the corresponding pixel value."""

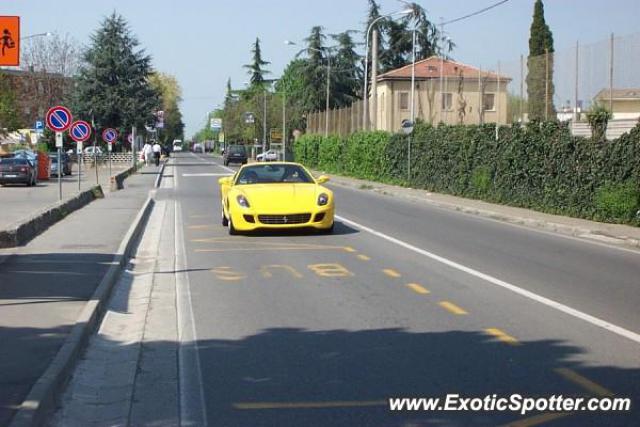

left=336, top=214, right=640, bottom=345
left=175, top=200, right=208, bottom=426
left=189, top=151, right=236, bottom=173
left=182, top=173, right=232, bottom=177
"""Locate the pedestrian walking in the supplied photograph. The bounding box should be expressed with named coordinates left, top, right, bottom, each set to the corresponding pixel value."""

left=152, top=141, right=162, bottom=167
left=142, top=142, right=153, bottom=166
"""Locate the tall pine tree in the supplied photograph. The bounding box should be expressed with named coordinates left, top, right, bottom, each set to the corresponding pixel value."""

left=72, top=13, right=159, bottom=134
left=526, top=0, right=555, bottom=121
left=244, top=38, right=270, bottom=88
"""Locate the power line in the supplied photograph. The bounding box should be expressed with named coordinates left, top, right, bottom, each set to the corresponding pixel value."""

left=442, top=0, right=511, bottom=26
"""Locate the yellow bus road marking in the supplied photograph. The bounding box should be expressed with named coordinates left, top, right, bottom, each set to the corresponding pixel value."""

left=343, top=246, right=357, bottom=252
left=260, top=265, right=303, bottom=279
left=234, top=400, right=387, bottom=410
left=438, top=301, right=468, bottom=315
left=210, top=267, right=246, bottom=281
left=503, top=411, right=572, bottom=427
left=188, top=225, right=213, bottom=230
left=485, top=328, right=521, bottom=346
left=382, top=268, right=401, bottom=278
left=357, top=254, right=370, bottom=261
left=554, top=368, right=615, bottom=397
left=195, top=246, right=343, bottom=253
left=406, top=283, right=430, bottom=295
left=308, top=263, right=354, bottom=277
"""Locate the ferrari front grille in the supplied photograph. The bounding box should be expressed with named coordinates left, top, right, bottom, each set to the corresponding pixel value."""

left=258, top=213, right=311, bottom=225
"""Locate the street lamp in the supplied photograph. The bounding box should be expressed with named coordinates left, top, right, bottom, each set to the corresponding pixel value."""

left=285, top=40, right=335, bottom=137
left=20, top=32, right=52, bottom=41
left=363, top=8, right=413, bottom=129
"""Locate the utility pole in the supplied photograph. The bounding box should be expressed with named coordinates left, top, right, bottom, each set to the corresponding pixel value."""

left=282, top=90, right=286, bottom=160
left=609, top=32, right=614, bottom=113
left=520, top=54, right=524, bottom=123
left=410, top=29, right=416, bottom=124
left=370, top=29, right=379, bottom=131
left=545, top=48, right=549, bottom=121
left=325, top=55, right=331, bottom=136
left=574, top=40, right=579, bottom=122
left=262, top=89, right=267, bottom=155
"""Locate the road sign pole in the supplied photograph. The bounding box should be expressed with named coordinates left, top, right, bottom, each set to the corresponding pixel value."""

left=78, top=147, right=81, bottom=191
left=94, top=126, right=98, bottom=185
left=108, top=143, right=112, bottom=177
left=55, top=131, right=63, bottom=201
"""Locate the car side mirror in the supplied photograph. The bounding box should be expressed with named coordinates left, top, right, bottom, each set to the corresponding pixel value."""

left=316, top=175, right=330, bottom=184
left=218, top=176, right=232, bottom=186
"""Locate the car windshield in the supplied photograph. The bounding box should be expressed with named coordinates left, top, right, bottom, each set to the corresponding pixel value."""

left=0, top=158, right=27, bottom=165
left=228, top=146, right=245, bottom=154
left=235, top=164, right=313, bottom=185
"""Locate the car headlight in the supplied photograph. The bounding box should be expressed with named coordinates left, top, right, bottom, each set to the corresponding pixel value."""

left=317, top=193, right=329, bottom=206
left=236, top=194, right=250, bottom=208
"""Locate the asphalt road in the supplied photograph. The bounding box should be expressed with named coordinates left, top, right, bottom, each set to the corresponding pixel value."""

left=164, top=152, right=639, bottom=426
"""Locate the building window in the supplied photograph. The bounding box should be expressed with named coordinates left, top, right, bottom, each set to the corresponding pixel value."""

left=441, top=93, right=453, bottom=111
left=399, top=92, right=409, bottom=111
left=483, top=93, right=496, bottom=111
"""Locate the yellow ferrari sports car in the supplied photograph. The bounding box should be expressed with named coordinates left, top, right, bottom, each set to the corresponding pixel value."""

left=218, top=162, right=334, bottom=235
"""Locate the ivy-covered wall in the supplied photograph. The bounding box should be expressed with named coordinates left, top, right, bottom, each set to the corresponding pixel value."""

left=294, top=122, right=640, bottom=225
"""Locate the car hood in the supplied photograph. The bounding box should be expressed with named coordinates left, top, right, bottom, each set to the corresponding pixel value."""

left=235, top=184, right=326, bottom=212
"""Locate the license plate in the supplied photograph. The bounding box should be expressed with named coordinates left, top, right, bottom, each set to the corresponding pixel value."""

left=5, top=174, right=17, bottom=178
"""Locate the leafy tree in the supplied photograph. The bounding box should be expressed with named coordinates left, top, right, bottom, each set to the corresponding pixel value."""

left=526, top=0, right=555, bottom=121
left=0, top=72, right=22, bottom=132
left=331, top=31, right=362, bottom=106
left=276, top=59, right=314, bottom=132
left=72, top=12, right=159, bottom=136
left=299, top=26, right=331, bottom=112
left=244, top=37, right=270, bottom=88
left=149, top=72, right=185, bottom=143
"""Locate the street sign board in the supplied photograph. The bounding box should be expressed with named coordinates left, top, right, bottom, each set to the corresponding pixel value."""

left=69, top=120, right=92, bottom=142
left=244, top=112, right=255, bottom=124
left=108, top=142, right=113, bottom=152
left=270, top=128, right=283, bottom=143
left=76, top=141, right=83, bottom=154
left=401, top=119, right=414, bottom=135
left=155, top=110, right=164, bottom=129
left=35, top=120, right=44, bottom=132
left=210, top=118, right=222, bottom=130
left=55, top=132, right=63, bottom=148
left=102, top=128, right=118, bottom=143
left=0, top=16, right=20, bottom=66
left=46, top=106, right=73, bottom=132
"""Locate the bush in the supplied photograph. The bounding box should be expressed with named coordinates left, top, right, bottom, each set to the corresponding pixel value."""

left=594, top=181, right=640, bottom=222
left=294, top=121, right=640, bottom=226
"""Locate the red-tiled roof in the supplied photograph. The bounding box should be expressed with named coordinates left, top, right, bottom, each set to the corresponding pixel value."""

left=378, top=56, right=511, bottom=81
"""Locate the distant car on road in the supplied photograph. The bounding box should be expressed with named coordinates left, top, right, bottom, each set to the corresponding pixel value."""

left=0, top=157, right=38, bottom=186
left=256, top=149, right=278, bottom=162
left=84, top=146, right=104, bottom=156
left=192, top=143, right=205, bottom=153
left=223, top=144, right=248, bottom=166
left=50, top=152, right=72, bottom=176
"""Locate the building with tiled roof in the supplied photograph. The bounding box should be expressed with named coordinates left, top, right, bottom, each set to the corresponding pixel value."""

left=373, top=56, right=512, bottom=131
left=594, top=88, right=640, bottom=120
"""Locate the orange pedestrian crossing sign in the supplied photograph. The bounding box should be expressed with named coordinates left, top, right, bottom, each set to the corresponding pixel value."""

left=0, top=16, right=20, bottom=66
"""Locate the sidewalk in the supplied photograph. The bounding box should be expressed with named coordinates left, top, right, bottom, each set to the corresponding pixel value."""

left=323, top=172, right=640, bottom=250
left=0, top=164, right=160, bottom=426
left=0, top=164, right=128, bottom=230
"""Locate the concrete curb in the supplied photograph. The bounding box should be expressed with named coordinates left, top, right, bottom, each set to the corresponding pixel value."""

left=8, top=195, right=157, bottom=427
left=109, top=161, right=144, bottom=192
left=0, top=186, right=104, bottom=249
left=322, top=173, right=640, bottom=251
left=154, top=159, right=168, bottom=189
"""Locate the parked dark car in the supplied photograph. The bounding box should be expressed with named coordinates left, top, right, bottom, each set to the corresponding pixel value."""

left=50, top=152, right=72, bottom=177
left=0, top=157, right=38, bottom=186
left=223, top=144, right=248, bottom=166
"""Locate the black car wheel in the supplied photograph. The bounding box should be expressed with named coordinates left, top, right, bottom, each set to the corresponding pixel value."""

left=221, top=208, right=229, bottom=227
left=228, top=218, right=239, bottom=235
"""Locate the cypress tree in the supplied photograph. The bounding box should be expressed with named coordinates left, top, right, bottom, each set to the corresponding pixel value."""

left=244, top=38, right=270, bottom=88
left=526, top=0, right=555, bottom=121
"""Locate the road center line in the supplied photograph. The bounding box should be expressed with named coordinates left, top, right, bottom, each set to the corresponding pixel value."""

left=336, top=214, right=640, bottom=345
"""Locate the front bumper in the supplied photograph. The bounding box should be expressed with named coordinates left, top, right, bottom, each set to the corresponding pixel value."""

left=0, top=174, right=30, bottom=184
left=229, top=206, right=335, bottom=231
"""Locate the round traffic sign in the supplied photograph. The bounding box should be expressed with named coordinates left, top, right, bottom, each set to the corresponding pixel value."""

left=46, top=106, right=73, bottom=132
left=127, top=134, right=133, bottom=144
left=69, top=120, right=92, bottom=142
left=102, top=128, right=119, bottom=143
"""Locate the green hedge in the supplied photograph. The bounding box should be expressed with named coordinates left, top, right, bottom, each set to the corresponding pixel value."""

left=295, top=122, right=640, bottom=226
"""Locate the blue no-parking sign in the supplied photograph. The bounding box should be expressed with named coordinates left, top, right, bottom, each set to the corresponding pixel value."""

left=45, top=106, right=73, bottom=132
left=69, top=120, right=92, bottom=142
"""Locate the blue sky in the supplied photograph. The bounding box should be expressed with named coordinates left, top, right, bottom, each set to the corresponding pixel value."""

left=3, top=0, right=639, bottom=136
